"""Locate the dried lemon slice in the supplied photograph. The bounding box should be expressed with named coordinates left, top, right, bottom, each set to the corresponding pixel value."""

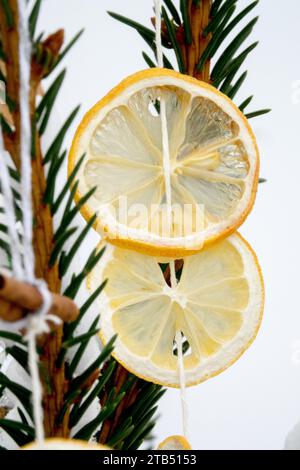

left=158, top=435, right=192, bottom=450
left=21, top=438, right=110, bottom=450
left=88, top=233, right=264, bottom=387
left=69, top=69, right=259, bottom=257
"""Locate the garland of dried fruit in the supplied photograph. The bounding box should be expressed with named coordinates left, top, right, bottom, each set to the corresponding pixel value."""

left=69, top=0, right=264, bottom=449
left=0, top=0, right=266, bottom=450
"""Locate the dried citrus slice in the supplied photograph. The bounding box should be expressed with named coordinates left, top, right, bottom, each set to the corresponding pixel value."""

left=88, top=233, right=264, bottom=387
left=69, top=69, right=259, bottom=257
left=21, top=438, right=110, bottom=450
left=158, top=435, right=192, bottom=450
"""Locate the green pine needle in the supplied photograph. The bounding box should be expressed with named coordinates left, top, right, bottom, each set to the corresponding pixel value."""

left=63, top=247, right=106, bottom=299
left=0, top=331, right=24, bottom=345
left=0, top=420, right=33, bottom=447
left=51, top=153, right=85, bottom=216
left=213, top=42, right=258, bottom=88
left=204, top=0, right=237, bottom=36
left=73, top=397, right=124, bottom=441
left=239, top=94, right=253, bottom=111
left=58, top=213, right=97, bottom=277
left=44, top=105, right=80, bottom=164
left=63, top=326, right=100, bottom=349
left=49, top=29, right=84, bottom=75
left=162, top=7, right=185, bottom=73
left=53, top=181, right=79, bottom=239
left=0, top=373, right=32, bottom=419
left=49, top=226, right=77, bottom=267
left=139, top=31, right=174, bottom=69
left=180, top=0, right=192, bottom=45
left=196, top=5, right=236, bottom=72
left=0, top=115, right=13, bottom=136
left=224, top=70, right=248, bottom=98
left=6, top=346, right=29, bottom=374
left=245, top=108, right=271, bottom=119
left=64, top=280, right=108, bottom=339
left=163, top=0, right=181, bottom=26
left=67, top=335, right=116, bottom=397
left=29, top=0, right=42, bottom=39
left=193, top=0, right=202, bottom=7
left=44, top=150, right=67, bottom=205
left=66, top=316, right=100, bottom=377
left=211, top=16, right=258, bottom=80
left=55, top=188, right=96, bottom=253
left=0, top=223, right=7, bottom=234
left=108, top=11, right=155, bottom=42
left=0, top=238, right=10, bottom=258
left=69, top=360, right=116, bottom=428
left=124, top=406, right=158, bottom=449
left=142, top=51, right=156, bottom=68
left=17, top=408, right=29, bottom=426
left=211, top=0, right=224, bottom=17
left=107, top=418, right=134, bottom=448
left=1, top=0, right=14, bottom=28
left=36, top=69, right=66, bottom=136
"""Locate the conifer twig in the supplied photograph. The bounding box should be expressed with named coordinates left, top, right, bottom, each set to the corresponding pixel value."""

left=0, top=1, right=69, bottom=437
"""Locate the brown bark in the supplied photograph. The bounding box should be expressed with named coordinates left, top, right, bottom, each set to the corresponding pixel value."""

left=178, top=0, right=212, bottom=81
left=0, top=0, right=21, bottom=167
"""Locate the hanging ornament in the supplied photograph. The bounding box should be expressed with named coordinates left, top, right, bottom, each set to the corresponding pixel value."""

left=68, top=68, right=259, bottom=257
left=68, top=0, right=264, bottom=444
left=87, top=234, right=264, bottom=388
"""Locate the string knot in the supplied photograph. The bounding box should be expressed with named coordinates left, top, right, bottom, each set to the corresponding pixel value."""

left=24, top=279, right=61, bottom=339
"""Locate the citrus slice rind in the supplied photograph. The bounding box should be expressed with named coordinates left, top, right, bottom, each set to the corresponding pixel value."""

left=157, top=435, right=192, bottom=450
left=69, top=69, right=259, bottom=257
left=21, top=438, right=110, bottom=450
left=88, top=233, right=264, bottom=388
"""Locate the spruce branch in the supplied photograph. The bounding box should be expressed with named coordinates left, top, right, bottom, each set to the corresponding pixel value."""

left=0, top=1, right=91, bottom=440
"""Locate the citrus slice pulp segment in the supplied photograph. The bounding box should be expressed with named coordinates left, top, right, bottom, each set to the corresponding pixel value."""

left=186, top=305, right=243, bottom=343
left=127, top=84, right=192, bottom=159
left=69, top=69, right=259, bottom=256
left=88, top=233, right=264, bottom=387
left=113, top=296, right=172, bottom=358
left=84, top=156, right=161, bottom=204
left=89, top=105, right=161, bottom=165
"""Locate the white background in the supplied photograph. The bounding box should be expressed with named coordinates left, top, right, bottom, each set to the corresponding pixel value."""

left=38, top=0, right=300, bottom=450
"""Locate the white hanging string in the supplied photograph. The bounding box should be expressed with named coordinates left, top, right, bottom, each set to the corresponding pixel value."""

left=25, top=295, right=58, bottom=445
left=175, top=330, right=189, bottom=439
left=154, top=0, right=189, bottom=440
left=18, top=0, right=35, bottom=282
left=154, top=0, right=172, bottom=229
left=17, top=0, right=60, bottom=445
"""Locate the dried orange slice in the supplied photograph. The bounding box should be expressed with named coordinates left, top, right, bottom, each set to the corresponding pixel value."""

left=69, top=69, right=259, bottom=257
left=158, top=435, right=192, bottom=450
left=21, top=438, right=110, bottom=450
left=87, top=233, right=264, bottom=387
